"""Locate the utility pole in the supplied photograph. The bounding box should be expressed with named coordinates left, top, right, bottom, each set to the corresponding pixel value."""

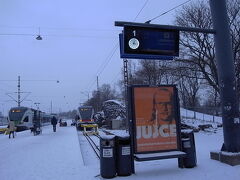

left=97, top=76, right=100, bottom=111
left=210, top=0, right=240, bottom=152
left=18, top=76, right=21, bottom=107
left=97, top=76, right=99, bottom=91
left=6, top=76, right=31, bottom=107
left=50, top=101, right=52, bottom=114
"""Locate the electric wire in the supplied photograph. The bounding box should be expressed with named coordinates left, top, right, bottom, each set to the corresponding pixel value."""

left=109, top=0, right=192, bottom=86
left=0, top=26, right=121, bottom=38
left=110, top=71, right=121, bottom=85
left=0, top=33, right=34, bottom=36
left=1, top=1, right=192, bottom=98
left=85, top=42, right=119, bottom=91
left=145, top=0, right=192, bottom=23
left=108, top=0, right=150, bottom=86
left=133, top=0, right=150, bottom=21
left=0, top=25, right=120, bottom=32
left=0, top=33, right=116, bottom=39
left=85, top=0, right=149, bottom=91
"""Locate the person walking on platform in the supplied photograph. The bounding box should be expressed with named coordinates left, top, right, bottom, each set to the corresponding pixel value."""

left=8, top=120, right=16, bottom=139
left=51, top=116, right=58, bottom=132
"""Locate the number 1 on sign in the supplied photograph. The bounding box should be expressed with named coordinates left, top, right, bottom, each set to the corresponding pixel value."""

left=133, top=30, right=136, bottom=37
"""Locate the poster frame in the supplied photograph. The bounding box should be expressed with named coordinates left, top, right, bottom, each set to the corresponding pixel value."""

left=128, top=85, right=182, bottom=154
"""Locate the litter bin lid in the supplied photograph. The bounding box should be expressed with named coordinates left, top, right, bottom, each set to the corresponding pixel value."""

left=117, top=134, right=130, bottom=138
left=100, top=135, right=115, bottom=140
left=181, top=129, right=193, bottom=134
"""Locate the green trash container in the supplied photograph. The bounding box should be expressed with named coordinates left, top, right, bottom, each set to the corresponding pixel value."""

left=100, top=135, right=116, bottom=178
left=181, top=130, right=197, bottom=168
left=116, top=135, right=132, bottom=176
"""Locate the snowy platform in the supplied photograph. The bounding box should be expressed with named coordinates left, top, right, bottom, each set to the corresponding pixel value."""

left=0, top=121, right=87, bottom=180
left=135, top=151, right=186, bottom=161
left=1, top=124, right=240, bottom=180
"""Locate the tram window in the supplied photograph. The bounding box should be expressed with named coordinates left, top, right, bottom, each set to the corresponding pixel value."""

left=23, top=117, right=29, bottom=122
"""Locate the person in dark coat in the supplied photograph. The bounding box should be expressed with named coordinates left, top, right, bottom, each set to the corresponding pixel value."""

left=51, top=116, right=58, bottom=132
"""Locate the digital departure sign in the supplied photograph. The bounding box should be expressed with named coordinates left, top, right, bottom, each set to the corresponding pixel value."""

left=119, top=25, right=179, bottom=60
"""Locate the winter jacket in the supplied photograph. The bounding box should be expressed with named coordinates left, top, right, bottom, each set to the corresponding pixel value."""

left=51, top=117, right=58, bottom=125
left=8, top=121, right=16, bottom=131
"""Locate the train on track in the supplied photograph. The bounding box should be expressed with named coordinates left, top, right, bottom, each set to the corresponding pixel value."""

left=75, top=106, right=98, bottom=133
left=8, top=106, right=52, bottom=131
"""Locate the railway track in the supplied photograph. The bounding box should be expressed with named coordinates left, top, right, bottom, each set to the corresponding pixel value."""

left=84, top=133, right=100, bottom=159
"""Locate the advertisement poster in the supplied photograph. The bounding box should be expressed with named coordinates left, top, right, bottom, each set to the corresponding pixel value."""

left=133, top=86, right=178, bottom=153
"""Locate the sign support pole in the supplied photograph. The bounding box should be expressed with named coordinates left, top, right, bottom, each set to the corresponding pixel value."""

left=209, top=0, right=240, bottom=152
left=123, top=59, right=129, bottom=130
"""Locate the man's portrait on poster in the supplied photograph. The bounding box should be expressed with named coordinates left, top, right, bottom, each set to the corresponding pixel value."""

left=150, top=87, right=175, bottom=126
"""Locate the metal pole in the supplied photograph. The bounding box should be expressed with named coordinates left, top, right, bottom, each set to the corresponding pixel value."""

left=123, top=59, right=129, bottom=130
left=50, top=101, right=52, bottom=114
left=97, top=76, right=99, bottom=91
left=210, top=0, right=240, bottom=152
left=97, top=76, right=100, bottom=111
left=18, top=76, right=20, bottom=107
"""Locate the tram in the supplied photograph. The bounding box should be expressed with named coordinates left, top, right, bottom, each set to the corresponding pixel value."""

left=8, top=106, right=51, bottom=131
left=75, top=106, right=98, bottom=134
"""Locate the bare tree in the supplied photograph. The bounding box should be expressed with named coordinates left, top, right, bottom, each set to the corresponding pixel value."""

left=84, top=84, right=118, bottom=112
left=175, top=0, right=240, bottom=98
left=131, top=60, right=173, bottom=85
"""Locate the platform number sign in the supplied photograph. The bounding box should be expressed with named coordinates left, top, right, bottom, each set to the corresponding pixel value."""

left=119, top=25, right=179, bottom=60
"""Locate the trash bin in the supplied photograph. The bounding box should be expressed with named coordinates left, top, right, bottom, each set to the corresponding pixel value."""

left=100, top=135, right=116, bottom=178
left=181, top=130, right=197, bottom=168
left=116, top=135, right=132, bottom=176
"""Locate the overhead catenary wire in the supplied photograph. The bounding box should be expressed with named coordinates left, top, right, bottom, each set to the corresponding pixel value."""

left=0, top=25, right=121, bottom=32
left=0, top=33, right=117, bottom=39
left=145, top=0, right=192, bottom=23
left=0, top=25, right=121, bottom=39
left=108, top=0, right=150, bottom=87
left=133, top=0, right=150, bottom=22
left=85, top=42, right=119, bottom=91
left=110, top=0, right=193, bottom=86
left=85, top=0, right=150, bottom=91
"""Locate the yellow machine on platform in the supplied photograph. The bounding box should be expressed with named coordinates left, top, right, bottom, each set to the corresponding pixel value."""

left=0, top=127, right=8, bottom=134
left=82, top=123, right=98, bottom=135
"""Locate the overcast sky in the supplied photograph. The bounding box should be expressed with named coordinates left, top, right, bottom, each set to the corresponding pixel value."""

left=0, top=0, right=197, bottom=115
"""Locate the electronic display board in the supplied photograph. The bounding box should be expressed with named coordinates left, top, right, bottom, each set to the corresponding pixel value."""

left=130, top=86, right=181, bottom=153
left=119, top=33, right=174, bottom=60
left=122, top=25, right=179, bottom=59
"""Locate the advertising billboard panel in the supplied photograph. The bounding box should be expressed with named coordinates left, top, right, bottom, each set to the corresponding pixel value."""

left=132, top=86, right=180, bottom=153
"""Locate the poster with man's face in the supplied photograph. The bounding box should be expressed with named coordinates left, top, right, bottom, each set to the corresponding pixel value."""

left=133, top=86, right=178, bottom=153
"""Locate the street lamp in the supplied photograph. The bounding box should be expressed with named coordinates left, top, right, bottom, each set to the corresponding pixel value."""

left=36, top=27, right=43, bottom=40
left=36, top=35, right=42, bottom=40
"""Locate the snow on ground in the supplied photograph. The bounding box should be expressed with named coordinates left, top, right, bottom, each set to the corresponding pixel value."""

left=78, top=131, right=99, bottom=166
left=180, top=108, right=222, bottom=129
left=133, top=129, right=239, bottom=180
left=0, top=120, right=98, bottom=180
left=1, top=118, right=240, bottom=180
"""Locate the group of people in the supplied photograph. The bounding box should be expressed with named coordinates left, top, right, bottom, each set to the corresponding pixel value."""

left=7, top=116, right=59, bottom=139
